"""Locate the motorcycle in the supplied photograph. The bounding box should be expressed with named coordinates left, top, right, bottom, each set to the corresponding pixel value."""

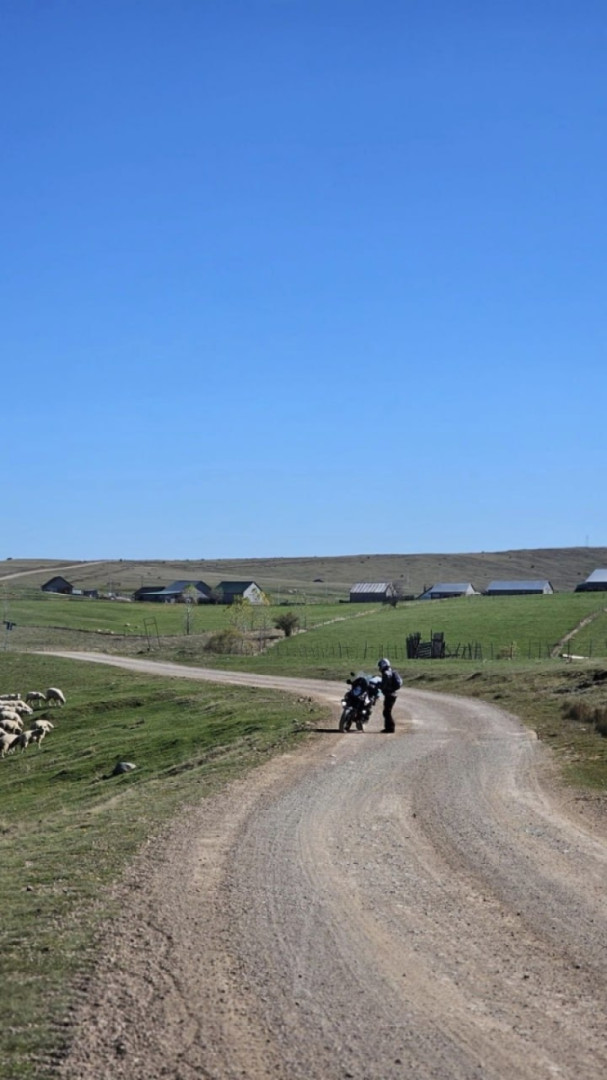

left=339, top=672, right=382, bottom=731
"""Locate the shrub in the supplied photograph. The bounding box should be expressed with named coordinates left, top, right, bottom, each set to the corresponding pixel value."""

left=274, top=613, right=300, bottom=637
left=204, top=628, right=249, bottom=654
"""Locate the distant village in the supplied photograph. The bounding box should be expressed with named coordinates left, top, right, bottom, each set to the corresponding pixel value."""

left=40, top=569, right=607, bottom=604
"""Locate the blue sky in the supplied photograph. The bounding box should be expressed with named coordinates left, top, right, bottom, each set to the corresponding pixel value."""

left=2, top=0, right=605, bottom=559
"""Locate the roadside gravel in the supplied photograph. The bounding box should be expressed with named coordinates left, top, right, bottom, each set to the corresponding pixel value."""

left=48, top=653, right=607, bottom=1080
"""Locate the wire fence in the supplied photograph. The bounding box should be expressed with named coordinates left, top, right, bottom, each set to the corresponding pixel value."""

left=272, top=639, right=605, bottom=662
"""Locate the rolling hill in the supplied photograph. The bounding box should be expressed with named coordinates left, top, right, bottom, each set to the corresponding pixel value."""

left=1, top=546, right=606, bottom=600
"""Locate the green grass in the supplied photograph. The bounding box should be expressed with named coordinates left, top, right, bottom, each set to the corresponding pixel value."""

left=0, top=592, right=346, bottom=639
left=214, top=593, right=607, bottom=669
left=6, top=592, right=606, bottom=664
left=0, top=652, right=326, bottom=1079
left=564, top=607, right=607, bottom=657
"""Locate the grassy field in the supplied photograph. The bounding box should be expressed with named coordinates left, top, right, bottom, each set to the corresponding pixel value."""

left=2, top=582, right=607, bottom=1077
left=3, top=590, right=607, bottom=661
left=265, top=593, right=607, bottom=664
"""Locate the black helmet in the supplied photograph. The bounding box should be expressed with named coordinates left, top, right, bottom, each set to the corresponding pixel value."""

left=378, top=658, right=390, bottom=671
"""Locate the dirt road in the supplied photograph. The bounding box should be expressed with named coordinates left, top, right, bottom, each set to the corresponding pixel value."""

left=51, top=653, right=607, bottom=1080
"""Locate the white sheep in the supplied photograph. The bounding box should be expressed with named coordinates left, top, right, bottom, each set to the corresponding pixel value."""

left=6, top=700, right=33, bottom=717
left=0, top=707, right=22, bottom=723
left=45, top=687, right=66, bottom=707
left=0, top=717, right=23, bottom=735
left=32, top=718, right=54, bottom=733
left=0, top=693, right=21, bottom=701
left=0, top=732, right=18, bottom=757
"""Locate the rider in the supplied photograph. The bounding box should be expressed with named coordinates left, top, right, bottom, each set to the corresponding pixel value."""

left=377, top=658, right=402, bottom=733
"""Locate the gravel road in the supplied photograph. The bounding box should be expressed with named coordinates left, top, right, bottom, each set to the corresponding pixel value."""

left=50, top=653, right=607, bottom=1080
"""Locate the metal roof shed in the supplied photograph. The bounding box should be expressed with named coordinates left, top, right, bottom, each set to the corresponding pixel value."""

left=349, top=582, right=396, bottom=603
left=575, top=568, right=607, bottom=592
left=485, top=580, right=554, bottom=595
left=419, top=583, right=479, bottom=600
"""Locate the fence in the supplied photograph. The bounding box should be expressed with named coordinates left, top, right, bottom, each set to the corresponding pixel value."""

left=271, top=639, right=598, bottom=662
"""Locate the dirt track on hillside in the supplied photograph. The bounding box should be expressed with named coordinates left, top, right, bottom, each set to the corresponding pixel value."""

left=49, top=653, right=607, bottom=1080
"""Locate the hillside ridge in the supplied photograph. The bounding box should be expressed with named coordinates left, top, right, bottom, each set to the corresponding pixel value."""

left=1, top=547, right=606, bottom=599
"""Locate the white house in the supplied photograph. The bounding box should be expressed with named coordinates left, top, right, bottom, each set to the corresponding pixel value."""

left=215, top=581, right=265, bottom=605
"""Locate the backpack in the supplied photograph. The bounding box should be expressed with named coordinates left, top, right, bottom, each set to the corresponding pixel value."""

left=390, top=670, right=403, bottom=692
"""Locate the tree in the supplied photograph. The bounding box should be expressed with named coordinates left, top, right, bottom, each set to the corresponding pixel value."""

left=228, top=596, right=253, bottom=631
left=274, top=612, right=300, bottom=637
left=182, top=584, right=199, bottom=635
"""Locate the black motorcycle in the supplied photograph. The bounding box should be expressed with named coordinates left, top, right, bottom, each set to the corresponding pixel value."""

left=339, top=673, right=382, bottom=732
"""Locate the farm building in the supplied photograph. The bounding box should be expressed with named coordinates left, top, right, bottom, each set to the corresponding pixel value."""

left=215, top=581, right=265, bottom=605
left=349, top=582, right=397, bottom=603
left=41, top=576, right=74, bottom=594
left=133, top=586, right=165, bottom=601
left=161, top=580, right=212, bottom=603
left=133, top=580, right=212, bottom=603
left=419, top=582, right=480, bottom=600
left=575, top=569, right=607, bottom=592
left=485, top=580, right=554, bottom=596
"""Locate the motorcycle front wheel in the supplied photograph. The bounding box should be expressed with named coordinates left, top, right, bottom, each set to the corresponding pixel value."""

left=339, top=707, right=352, bottom=731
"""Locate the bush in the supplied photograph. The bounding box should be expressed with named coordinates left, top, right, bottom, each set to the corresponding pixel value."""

left=274, top=613, right=300, bottom=637
left=204, top=628, right=249, bottom=654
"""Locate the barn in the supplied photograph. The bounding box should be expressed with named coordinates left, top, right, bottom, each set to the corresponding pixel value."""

left=133, top=580, right=212, bottom=603
left=575, top=569, right=607, bottom=592
left=160, top=580, right=212, bottom=603
left=485, top=580, right=554, bottom=596
left=41, top=576, right=74, bottom=594
left=349, top=582, right=397, bottom=603
left=419, top=582, right=479, bottom=600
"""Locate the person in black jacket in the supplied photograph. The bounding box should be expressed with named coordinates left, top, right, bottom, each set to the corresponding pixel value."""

left=377, top=658, right=402, bottom=733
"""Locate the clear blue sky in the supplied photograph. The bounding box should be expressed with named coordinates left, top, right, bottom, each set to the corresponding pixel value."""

left=3, top=0, right=605, bottom=559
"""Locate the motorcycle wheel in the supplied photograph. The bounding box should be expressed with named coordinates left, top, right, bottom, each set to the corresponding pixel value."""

left=339, top=707, right=352, bottom=732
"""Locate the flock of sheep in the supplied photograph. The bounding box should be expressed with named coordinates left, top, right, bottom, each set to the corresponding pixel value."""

left=0, top=687, right=66, bottom=758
